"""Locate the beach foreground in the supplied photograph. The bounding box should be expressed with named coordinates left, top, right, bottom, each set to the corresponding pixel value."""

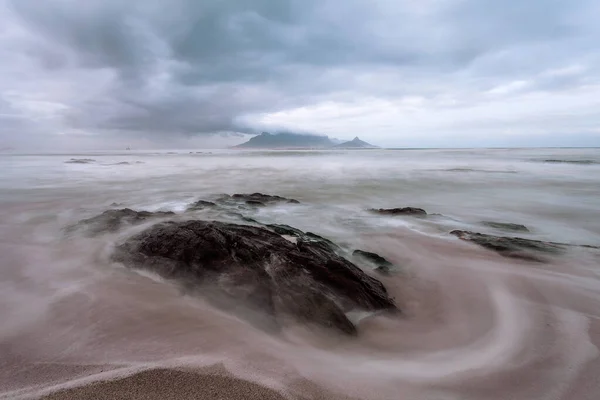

left=43, top=367, right=335, bottom=400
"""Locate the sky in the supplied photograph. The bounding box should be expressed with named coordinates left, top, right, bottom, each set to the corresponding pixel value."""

left=0, top=0, right=599, bottom=150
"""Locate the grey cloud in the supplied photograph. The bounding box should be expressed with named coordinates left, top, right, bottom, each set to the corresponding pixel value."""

left=2, top=0, right=599, bottom=147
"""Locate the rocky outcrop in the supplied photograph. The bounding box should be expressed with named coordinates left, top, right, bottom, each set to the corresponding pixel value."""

left=370, top=207, right=427, bottom=216
left=112, top=220, right=397, bottom=334
left=266, top=224, right=340, bottom=252
left=233, top=193, right=299, bottom=204
left=481, top=221, right=530, bottom=233
left=66, top=209, right=175, bottom=236
left=450, top=230, right=563, bottom=262
left=187, top=200, right=217, bottom=211
left=353, top=250, right=394, bottom=274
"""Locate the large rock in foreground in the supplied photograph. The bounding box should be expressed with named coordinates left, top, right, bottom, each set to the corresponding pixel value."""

left=113, top=220, right=397, bottom=334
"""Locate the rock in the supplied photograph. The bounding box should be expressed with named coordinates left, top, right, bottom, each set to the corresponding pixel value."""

left=450, top=230, right=564, bottom=262
left=481, top=221, right=530, bottom=232
left=187, top=200, right=217, bottom=211
left=245, top=200, right=266, bottom=207
left=353, top=250, right=394, bottom=274
left=66, top=208, right=175, bottom=236
left=112, top=220, right=396, bottom=334
left=65, top=158, right=96, bottom=164
left=228, top=213, right=261, bottom=224
left=370, top=207, right=427, bottom=216
left=221, top=193, right=300, bottom=205
left=266, top=225, right=340, bottom=252
left=305, top=232, right=341, bottom=251
left=267, top=224, right=305, bottom=237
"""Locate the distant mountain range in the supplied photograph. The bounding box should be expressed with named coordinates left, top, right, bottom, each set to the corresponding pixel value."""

left=234, top=132, right=378, bottom=149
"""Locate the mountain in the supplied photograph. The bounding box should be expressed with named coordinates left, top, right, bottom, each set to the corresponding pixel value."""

left=333, top=137, right=378, bottom=149
left=234, top=132, right=335, bottom=149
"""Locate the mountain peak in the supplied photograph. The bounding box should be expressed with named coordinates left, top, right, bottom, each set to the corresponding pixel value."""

left=333, top=137, right=378, bottom=149
left=234, top=132, right=335, bottom=149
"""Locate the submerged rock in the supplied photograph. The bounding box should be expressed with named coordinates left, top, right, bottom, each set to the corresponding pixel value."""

left=187, top=200, right=217, bottom=211
left=113, top=220, right=396, bottom=334
left=245, top=200, right=267, bottom=207
left=66, top=208, right=175, bottom=236
left=353, top=250, right=394, bottom=274
left=481, top=221, right=530, bottom=233
left=65, top=158, right=96, bottom=164
left=450, top=230, right=563, bottom=262
left=370, top=207, right=427, bottom=216
left=219, top=193, right=300, bottom=205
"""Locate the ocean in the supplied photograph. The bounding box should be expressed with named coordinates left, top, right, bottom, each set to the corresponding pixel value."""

left=1, top=148, right=600, bottom=399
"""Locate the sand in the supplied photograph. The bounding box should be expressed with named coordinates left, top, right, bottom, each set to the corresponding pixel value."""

left=43, top=369, right=290, bottom=400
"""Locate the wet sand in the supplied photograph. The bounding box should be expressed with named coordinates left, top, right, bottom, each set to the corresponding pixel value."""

left=43, top=369, right=289, bottom=400
left=40, top=367, right=356, bottom=400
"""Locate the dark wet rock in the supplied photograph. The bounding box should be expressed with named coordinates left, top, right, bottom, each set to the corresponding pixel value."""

left=539, top=159, right=597, bottom=165
left=220, top=193, right=300, bottom=205
left=370, top=207, right=427, bottom=216
left=353, top=250, right=394, bottom=274
left=66, top=208, right=175, bottom=236
left=245, top=200, right=266, bottom=207
left=65, top=158, right=95, bottom=164
left=267, top=224, right=306, bottom=237
left=109, top=162, right=131, bottom=165
left=450, top=230, right=564, bottom=262
left=187, top=200, right=217, bottom=211
left=112, top=220, right=396, bottom=334
left=481, top=221, right=530, bottom=233
left=228, top=213, right=261, bottom=224
left=266, top=225, right=340, bottom=252
left=305, top=232, right=341, bottom=251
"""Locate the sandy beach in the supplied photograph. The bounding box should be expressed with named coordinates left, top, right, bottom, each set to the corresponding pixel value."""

left=43, top=369, right=289, bottom=400
left=39, top=366, right=359, bottom=400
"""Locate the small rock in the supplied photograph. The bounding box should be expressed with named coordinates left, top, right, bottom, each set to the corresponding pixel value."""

left=370, top=207, right=427, bottom=216
left=224, top=193, right=300, bottom=205
left=245, top=200, right=266, bottom=207
left=187, top=200, right=217, bottom=211
left=481, top=221, right=530, bottom=232
left=450, top=230, right=563, bottom=262
left=353, top=250, right=394, bottom=274
left=65, top=158, right=96, bottom=164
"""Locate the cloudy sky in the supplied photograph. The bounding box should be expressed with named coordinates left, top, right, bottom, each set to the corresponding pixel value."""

left=1, top=0, right=599, bottom=150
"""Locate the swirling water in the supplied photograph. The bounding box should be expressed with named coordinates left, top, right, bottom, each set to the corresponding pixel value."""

left=1, top=148, right=600, bottom=399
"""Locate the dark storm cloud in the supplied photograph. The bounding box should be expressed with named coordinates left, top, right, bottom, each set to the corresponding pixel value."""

left=1, top=0, right=599, bottom=147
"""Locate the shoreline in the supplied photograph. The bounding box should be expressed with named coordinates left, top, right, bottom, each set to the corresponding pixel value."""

left=40, top=367, right=290, bottom=400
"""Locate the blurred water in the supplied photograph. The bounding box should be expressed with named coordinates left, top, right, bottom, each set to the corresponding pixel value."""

left=1, top=148, right=600, bottom=400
